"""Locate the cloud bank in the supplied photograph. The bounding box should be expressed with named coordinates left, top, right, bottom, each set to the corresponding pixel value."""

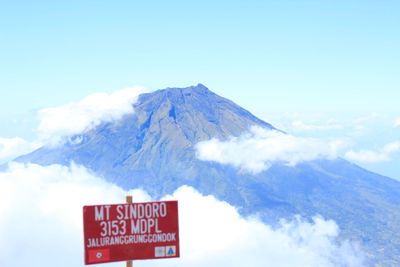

left=0, top=137, right=41, bottom=163
left=195, top=126, right=344, bottom=174
left=0, top=162, right=146, bottom=267
left=157, top=186, right=365, bottom=267
left=0, top=163, right=365, bottom=267
left=37, top=87, right=146, bottom=143
left=345, top=141, right=400, bottom=163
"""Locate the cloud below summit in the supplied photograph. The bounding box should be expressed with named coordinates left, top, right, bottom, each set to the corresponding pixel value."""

left=345, top=141, right=400, bottom=163
left=195, top=126, right=345, bottom=174
left=37, top=87, right=147, bottom=143
left=395, top=117, right=400, bottom=128
left=291, top=120, right=343, bottom=131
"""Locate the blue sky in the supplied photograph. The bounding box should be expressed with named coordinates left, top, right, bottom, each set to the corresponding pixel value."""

left=0, top=1, right=399, bottom=178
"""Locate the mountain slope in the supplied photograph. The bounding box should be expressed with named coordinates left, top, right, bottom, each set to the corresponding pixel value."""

left=17, top=84, right=400, bottom=266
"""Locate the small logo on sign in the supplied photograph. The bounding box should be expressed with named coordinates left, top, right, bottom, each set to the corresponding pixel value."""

left=166, top=246, right=176, bottom=257
left=88, top=249, right=110, bottom=263
left=155, top=246, right=166, bottom=257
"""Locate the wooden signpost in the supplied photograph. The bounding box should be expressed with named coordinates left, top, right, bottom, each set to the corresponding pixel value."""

left=126, top=196, right=133, bottom=267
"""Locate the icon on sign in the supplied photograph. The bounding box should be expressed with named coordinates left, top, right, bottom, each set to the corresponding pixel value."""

left=166, top=246, right=176, bottom=257
left=88, top=249, right=110, bottom=263
left=155, top=246, right=166, bottom=257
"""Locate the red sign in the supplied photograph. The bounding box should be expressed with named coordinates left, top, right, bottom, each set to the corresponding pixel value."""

left=83, top=200, right=180, bottom=265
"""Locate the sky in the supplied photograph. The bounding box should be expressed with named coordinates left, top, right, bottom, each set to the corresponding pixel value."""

left=1, top=0, right=399, bottom=179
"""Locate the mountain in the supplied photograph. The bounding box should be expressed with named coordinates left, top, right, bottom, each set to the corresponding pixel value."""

left=17, top=84, right=400, bottom=266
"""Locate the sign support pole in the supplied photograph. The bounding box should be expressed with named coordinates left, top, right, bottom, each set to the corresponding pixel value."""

left=126, top=195, right=133, bottom=267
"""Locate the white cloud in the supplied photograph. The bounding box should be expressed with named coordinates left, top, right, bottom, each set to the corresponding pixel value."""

left=345, top=150, right=390, bottom=163
left=0, top=137, right=41, bottom=163
left=353, top=113, right=380, bottom=124
left=394, top=117, right=400, bottom=128
left=37, top=87, right=147, bottom=143
left=291, top=120, right=342, bottom=131
left=195, top=126, right=344, bottom=174
left=383, top=142, right=400, bottom=154
left=345, top=141, right=400, bottom=163
left=0, top=163, right=365, bottom=267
